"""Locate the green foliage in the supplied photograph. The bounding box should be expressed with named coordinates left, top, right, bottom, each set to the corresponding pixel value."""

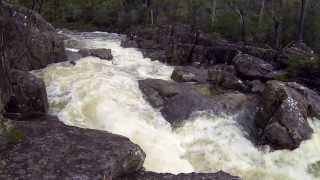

left=285, top=55, right=320, bottom=80
left=4, top=128, right=25, bottom=145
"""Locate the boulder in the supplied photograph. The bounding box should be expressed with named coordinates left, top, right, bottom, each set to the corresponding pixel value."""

left=79, top=48, right=113, bottom=60
left=0, top=116, right=146, bottom=180
left=208, top=65, right=247, bottom=91
left=233, top=54, right=276, bottom=80
left=119, top=171, right=240, bottom=180
left=287, top=82, right=320, bottom=119
left=171, top=66, right=208, bottom=83
left=5, top=69, right=49, bottom=118
left=139, top=79, right=259, bottom=131
left=0, top=2, right=66, bottom=71
left=255, top=81, right=313, bottom=150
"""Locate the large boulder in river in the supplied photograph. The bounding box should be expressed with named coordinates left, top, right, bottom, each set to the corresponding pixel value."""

left=119, top=171, right=240, bottom=180
left=0, top=1, right=66, bottom=71
left=139, top=79, right=260, bottom=135
left=0, top=116, right=146, bottom=179
left=79, top=48, right=113, bottom=60
left=255, top=80, right=313, bottom=150
left=5, top=69, right=49, bottom=118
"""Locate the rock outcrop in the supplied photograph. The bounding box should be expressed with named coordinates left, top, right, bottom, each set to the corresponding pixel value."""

left=255, top=81, right=313, bottom=150
left=121, top=25, right=279, bottom=66
left=0, top=1, right=66, bottom=71
left=0, top=116, right=146, bottom=180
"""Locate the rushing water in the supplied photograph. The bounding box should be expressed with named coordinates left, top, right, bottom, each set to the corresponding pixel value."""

left=34, top=31, right=320, bottom=180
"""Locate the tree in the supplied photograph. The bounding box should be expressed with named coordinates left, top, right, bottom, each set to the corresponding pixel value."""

left=297, top=0, right=308, bottom=42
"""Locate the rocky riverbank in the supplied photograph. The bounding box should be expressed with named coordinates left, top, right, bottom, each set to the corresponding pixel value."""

left=0, top=1, right=239, bottom=179
left=121, top=24, right=320, bottom=150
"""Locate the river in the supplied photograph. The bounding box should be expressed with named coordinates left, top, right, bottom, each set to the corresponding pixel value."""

left=34, top=31, right=320, bottom=180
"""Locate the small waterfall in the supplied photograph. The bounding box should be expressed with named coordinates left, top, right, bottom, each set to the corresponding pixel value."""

left=34, top=31, right=320, bottom=180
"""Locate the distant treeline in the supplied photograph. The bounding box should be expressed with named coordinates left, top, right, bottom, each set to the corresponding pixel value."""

left=7, top=0, right=320, bottom=52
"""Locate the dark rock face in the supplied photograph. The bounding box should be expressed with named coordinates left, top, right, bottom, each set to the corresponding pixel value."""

left=139, top=79, right=259, bottom=130
left=208, top=65, right=247, bottom=91
left=5, top=69, right=48, bottom=117
left=0, top=2, right=66, bottom=71
left=233, top=54, right=276, bottom=80
left=255, top=81, right=313, bottom=150
left=79, top=48, right=113, bottom=60
left=119, top=171, right=240, bottom=180
left=0, top=116, right=146, bottom=180
left=171, top=66, right=208, bottom=83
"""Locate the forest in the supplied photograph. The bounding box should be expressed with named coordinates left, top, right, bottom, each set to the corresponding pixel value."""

left=7, top=0, right=320, bottom=52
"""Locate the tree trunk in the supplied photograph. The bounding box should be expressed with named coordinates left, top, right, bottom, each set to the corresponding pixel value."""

left=298, top=0, right=308, bottom=42
left=210, top=0, right=217, bottom=29
left=258, top=0, right=266, bottom=28
left=235, top=8, right=246, bottom=42
left=150, top=9, right=154, bottom=25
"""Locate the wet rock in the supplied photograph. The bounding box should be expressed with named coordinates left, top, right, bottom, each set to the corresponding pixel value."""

left=119, top=171, right=240, bottom=180
left=255, top=80, right=313, bottom=150
left=65, top=49, right=82, bottom=62
left=5, top=69, right=49, bottom=117
left=171, top=66, right=208, bottom=83
left=0, top=2, right=66, bottom=71
left=139, top=79, right=259, bottom=130
left=79, top=48, right=113, bottom=60
left=208, top=65, right=247, bottom=91
left=0, top=116, right=146, bottom=180
left=233, top=54, right=276, bottom=80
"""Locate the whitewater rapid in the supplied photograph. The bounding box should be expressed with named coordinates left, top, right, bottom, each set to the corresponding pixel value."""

left=34, top=31, right=320, bottom=180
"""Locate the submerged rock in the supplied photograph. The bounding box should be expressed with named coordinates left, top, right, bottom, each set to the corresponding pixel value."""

left=0, top=116, right=145, bottom=180
left=119, top=171, right=240, bottom=180
left=5, top=69, right=48, bottom=118
left=256, top=80, right=313, bottom=150
left=79, top=48, right=113, bottom=60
